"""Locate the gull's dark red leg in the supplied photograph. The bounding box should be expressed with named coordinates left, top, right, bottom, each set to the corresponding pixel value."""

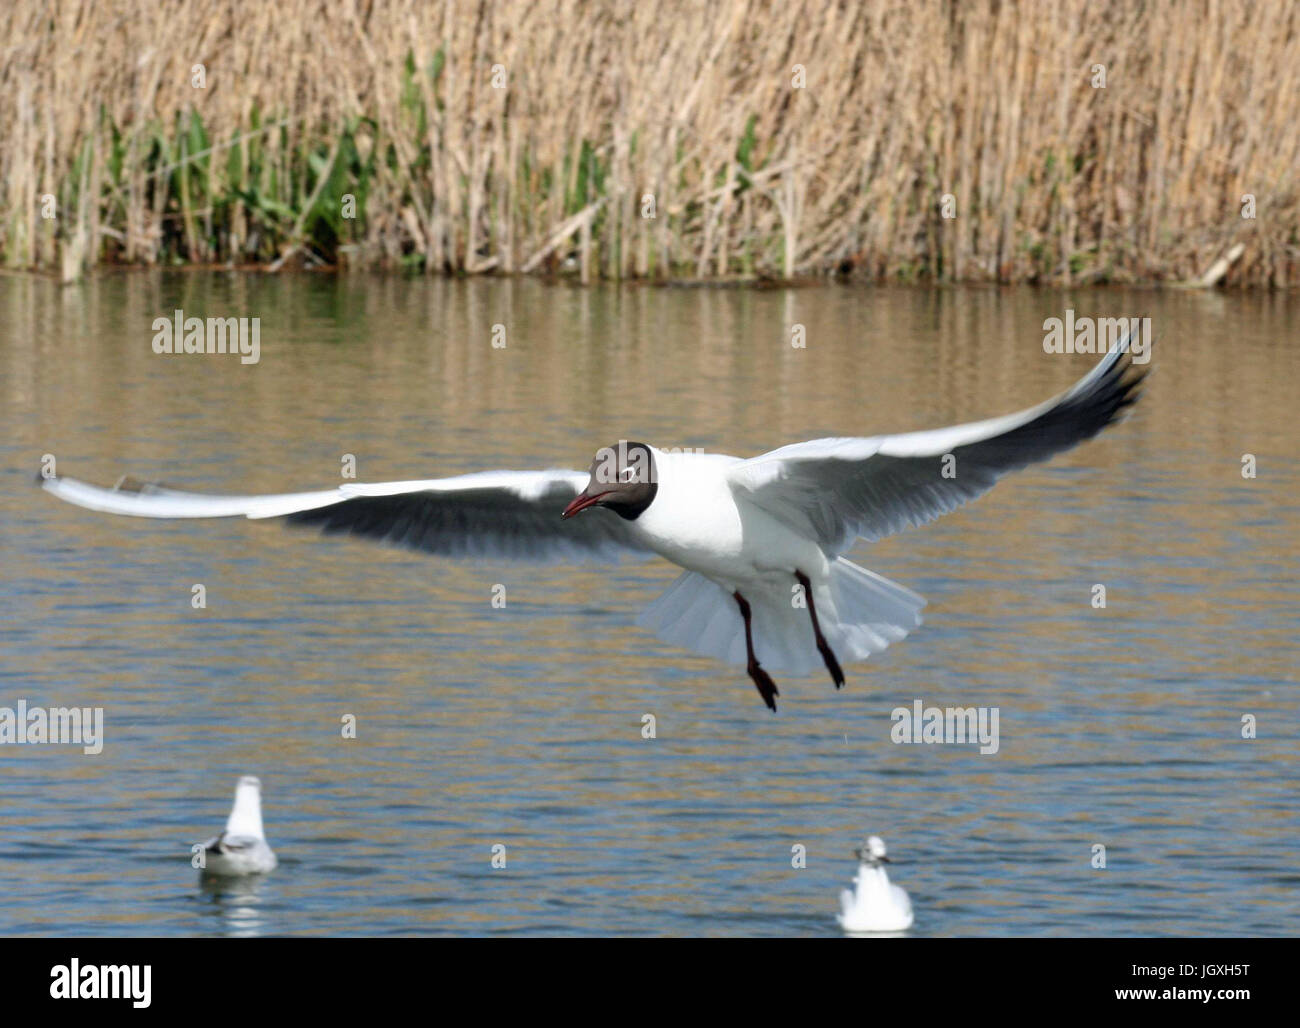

left=796, top=570, right=845, bottom=689
left=734, top=591, right=779, bottom=711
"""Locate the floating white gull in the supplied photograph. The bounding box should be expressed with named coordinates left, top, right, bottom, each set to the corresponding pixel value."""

left=42, top=336, right=1143, bottom=709
left=196, top=776, right=278, bottom=876
left=838, top=835, right=913, bottom=933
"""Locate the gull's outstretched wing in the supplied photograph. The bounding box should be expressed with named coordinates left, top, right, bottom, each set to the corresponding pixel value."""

left=728, top=336, right=1146, bottom=553
left=41, top=468, right=653, bottom=563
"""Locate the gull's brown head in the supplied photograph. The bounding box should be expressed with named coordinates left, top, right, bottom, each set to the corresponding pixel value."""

left=561, top=441, right=658, bottom=521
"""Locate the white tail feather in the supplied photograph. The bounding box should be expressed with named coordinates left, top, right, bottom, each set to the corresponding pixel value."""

left=636, top=558, right=925, bottom=673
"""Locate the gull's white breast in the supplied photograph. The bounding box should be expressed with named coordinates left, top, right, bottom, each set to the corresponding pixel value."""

left=838, top=864, right=914, bottom=933
left=630, top=449, right=826, bottom=587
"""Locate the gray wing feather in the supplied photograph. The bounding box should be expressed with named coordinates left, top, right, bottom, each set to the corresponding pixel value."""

left=729, top=336, right=1146, bottom=551
left=42, top=468, right=653, bottom=563
left=285, top=479, right=649, bottom=562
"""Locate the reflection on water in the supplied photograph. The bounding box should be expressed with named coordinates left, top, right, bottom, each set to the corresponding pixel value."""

left=199, top=874, right=272, bottom=938
left=0, top=273, right=1296, bottom=936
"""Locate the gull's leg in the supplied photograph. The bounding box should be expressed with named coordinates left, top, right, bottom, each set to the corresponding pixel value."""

left=733, top=591, right=779, bottom=711
left=795, top=570, right=845, bottom=689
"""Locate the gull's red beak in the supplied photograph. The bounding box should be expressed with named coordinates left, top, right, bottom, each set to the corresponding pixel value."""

left=561, top=491, right=607, bottom=519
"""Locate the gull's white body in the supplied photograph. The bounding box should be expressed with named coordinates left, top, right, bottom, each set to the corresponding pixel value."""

left=631, top=451, right=824, bottom=583
left=626, top=448, right=919, bottom=672
left=41, top=333, right=1142, bottom=704
left=197, top=776, right=277, bottom=876
left=838, top=862, right=914, bottom=933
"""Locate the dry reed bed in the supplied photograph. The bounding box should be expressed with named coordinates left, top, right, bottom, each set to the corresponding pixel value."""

left=1, top=0, right=1297, bottom=284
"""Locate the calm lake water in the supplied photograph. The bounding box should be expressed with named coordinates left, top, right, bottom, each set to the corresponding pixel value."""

left=1, top=273, right=1296, bottom=936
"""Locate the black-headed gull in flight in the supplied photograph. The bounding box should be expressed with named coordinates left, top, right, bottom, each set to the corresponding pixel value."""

left=42, top=335, right=1143, bottom=710
left=195, top=776, right=278, bottom=876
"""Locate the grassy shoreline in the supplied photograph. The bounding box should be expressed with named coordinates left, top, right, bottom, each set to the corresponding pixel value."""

left=3, top=0, right=1297, bottom=286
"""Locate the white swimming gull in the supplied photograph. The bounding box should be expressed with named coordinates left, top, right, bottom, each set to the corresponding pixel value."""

left=837, top=835, right=913, bottom=933
left=195, top=776, right=278, bottom=876
left=41, top=334, right=1144, bottom=710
